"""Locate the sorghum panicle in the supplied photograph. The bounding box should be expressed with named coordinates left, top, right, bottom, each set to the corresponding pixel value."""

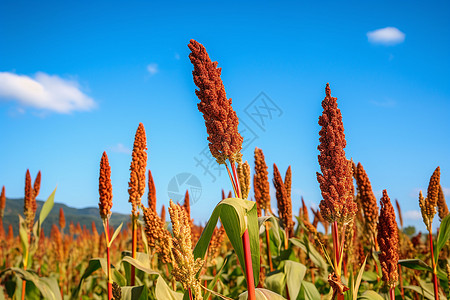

left=377, top=190, right=399, bottom=288
left=354, top=162, right=378, bottom=241
left=147, top=169, right=157, bottom=212
left=188, top=39, right=243, bottom=164
left=317, top=83, right=356, bottom=224
left=438, top=185, right=449, bottom=220
left=59, top=207, right=66, bottom=230
left=419, top=167, right=440, bottom=230
left=99, top=152, right=113, bottom=220
left=169, top=200, right=204, bottom=299
left=0, top=186, right=5, bottom=219
left=254, top=147, right=271, bottom=213
left=238, top=160, right=251, bottom=199
left=273, top=164, right=294, bottom=237
left=128, top=123, right=147, bottom=217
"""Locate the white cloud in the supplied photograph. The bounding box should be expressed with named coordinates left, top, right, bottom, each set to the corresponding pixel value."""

left=403, top=210, right=422, bottom=221
left=174, top=53, right=180, bottom=60
left=147, top=63, right=159, bottom=75
left=0, top=72, right=96, bottom=114
left=109, top=143, right=131, bottom=155
left=367, top=27, right=405, bottom=45
left=443, top=187, right=450, bottom=197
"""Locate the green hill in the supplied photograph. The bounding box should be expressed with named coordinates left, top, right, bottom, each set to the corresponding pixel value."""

left=2, top=197, right=130, bottom=236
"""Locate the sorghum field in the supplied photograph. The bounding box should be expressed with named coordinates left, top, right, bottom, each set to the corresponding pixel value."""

left=0, top=40, right=448, bottom=300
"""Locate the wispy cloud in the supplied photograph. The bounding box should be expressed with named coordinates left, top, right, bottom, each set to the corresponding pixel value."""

left=370, top=99, right=396, bottom=107
left=367, top=27, right=405, bottom=45
left=174, top=53, right=180, bottom=60
left=109, top=143, right=131, bottom=155
left=0, top=72, right=96, bottom=114
left=403, top=210, right=422, bottom=221
left=443, top=187, right=450, bottom=197
left=147, top=63, right=159, bottom=75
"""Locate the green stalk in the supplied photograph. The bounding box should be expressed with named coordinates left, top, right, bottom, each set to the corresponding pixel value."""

left=230, top=161, right=256, bottom=300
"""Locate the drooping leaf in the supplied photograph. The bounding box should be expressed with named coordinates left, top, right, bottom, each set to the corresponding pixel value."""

left=2, top=268, right=60, bottom=300
left=155, top=276, right=183, bottom=300
left=121, top=256, right=158, bottom=276
left=121, top=285, right=148, bottom=300
left=290, top=237, right=328, bottom=275
left=239, top=288, right=287, bottom=300
left=300, top=281, right=320, bottom=300
left=71, top=258, right=107, bottom=298
left=398, top=259, right=432, bottom=272
left=358, top=290, right=384, bottom=300
left=265, top=272, right=286, bottom=295
left=284, top=260, right=307, bottom=299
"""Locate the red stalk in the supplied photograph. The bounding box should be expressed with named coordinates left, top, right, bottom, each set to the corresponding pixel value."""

left=188, top=287, right=193, bottom=300
left=332, top=221, right=344, bottom=300
left=389, top=287, right=395, bottom=300
left=106, top=219, right=112, bottom=300
left=230, top=161, right=256, bottom=300
left=130, top=216, right=137, bottom=286
left=428, top=228, right=439, bottom=300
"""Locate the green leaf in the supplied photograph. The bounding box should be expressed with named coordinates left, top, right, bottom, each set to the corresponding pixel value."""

left=398, top=259, right=432, bottom=272
left=108, top=222, right=123, bottom=248
left=121, top=256, right=159, bottom=276
left=155, top=276, right=183, bottom=300
left=265, top=272, right=286, bottom=295
left=239, top=288, right=287, bottom=300
left=203, top=257, right=229, bottom=300
left=358, top=290, right=384, bottom=300
left=121, top=285, right=148, bottom=300
left=284, top=261, right=307, bottom=299
left=220, top=198, right=260, bottom=286
left=435, top=214, right=450, bottom=262
left=352, top=256, right=367, bottom=300
left=290, top=237, right=328, bottom=275
left=300, top=281, right=320, bottom=300
left=361, top=271, right=378, bottom=282
left=2, top=268, right=60, bottom=300
left=193, top=203, right=222, bottom=260
left=71, top=258, right=107, bottom=298
left=39, top=188, right=56, bottom=225
left=18, top=215, right=29, bottom=260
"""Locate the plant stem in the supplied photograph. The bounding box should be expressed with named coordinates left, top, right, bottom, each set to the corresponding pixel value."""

left=230, top=161, right=256, bottom=300
left=131, top=215, right=137, bottom=286
left=264, top=221, right=273, bottom=272
left=106, top=219, right=112, bottom=300
left=188, top=287, right=193, bottom=300
left=332, top=221, right=344, bottom=300
left=429, top=227, right=439, bottom=300
left=389, top=287, right=395, bottom=300
left=21, top=233, right=30, bottom=300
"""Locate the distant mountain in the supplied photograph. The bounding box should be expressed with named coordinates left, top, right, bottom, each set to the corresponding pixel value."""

left=1, top=197, right=130, bottom=236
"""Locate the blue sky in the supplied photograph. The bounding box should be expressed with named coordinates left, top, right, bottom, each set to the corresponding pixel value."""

left=1, top=0, right=449, bottom=232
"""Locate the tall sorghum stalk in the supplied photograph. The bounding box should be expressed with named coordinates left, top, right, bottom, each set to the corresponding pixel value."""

left=419, top=166, right=441, bottom=300
left=99, top=152, right=113, bottom=300
left=22, top=170, right=40, bottom=300
left=188, top=39, right=256, bottom=299
left=254, top=147, right=273, bottom=271
left=317, top=84, right=356, bottom=299
left=128, top=123, right=147, bottom=286
left=377, top=190, right=399, bottom=300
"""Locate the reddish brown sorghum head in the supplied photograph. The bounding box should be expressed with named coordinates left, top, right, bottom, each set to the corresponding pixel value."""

left=273, top=164, right=294, bottom=237
left=99, top=152, right=113, bottom=220
left=377, top=190, right=399, bottom=288
left=317, top=83, right=356, bottom=224
left=24, top=169, right=35, bottom=231
left=59, top=207, right=66, bottom=230
left=33, top=170, right=41, bottom=200
left=437, top=185, right=449, bottom=220
left=188, top=39, right=243, bottom=164
left=254, top=147, right=271, bottom=213
left=0, top=186, right=5, bottom=219
left=160, top=204, right=166, bottom=224
left=284, top=166, right=292, bottom=202
left=419, top=167, right=440, bottom=231
left=128, top=123, right=147, bottom=217
left=354, top=162, right=378, bottom=241
left=148, top=169, right=157, bottom=212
